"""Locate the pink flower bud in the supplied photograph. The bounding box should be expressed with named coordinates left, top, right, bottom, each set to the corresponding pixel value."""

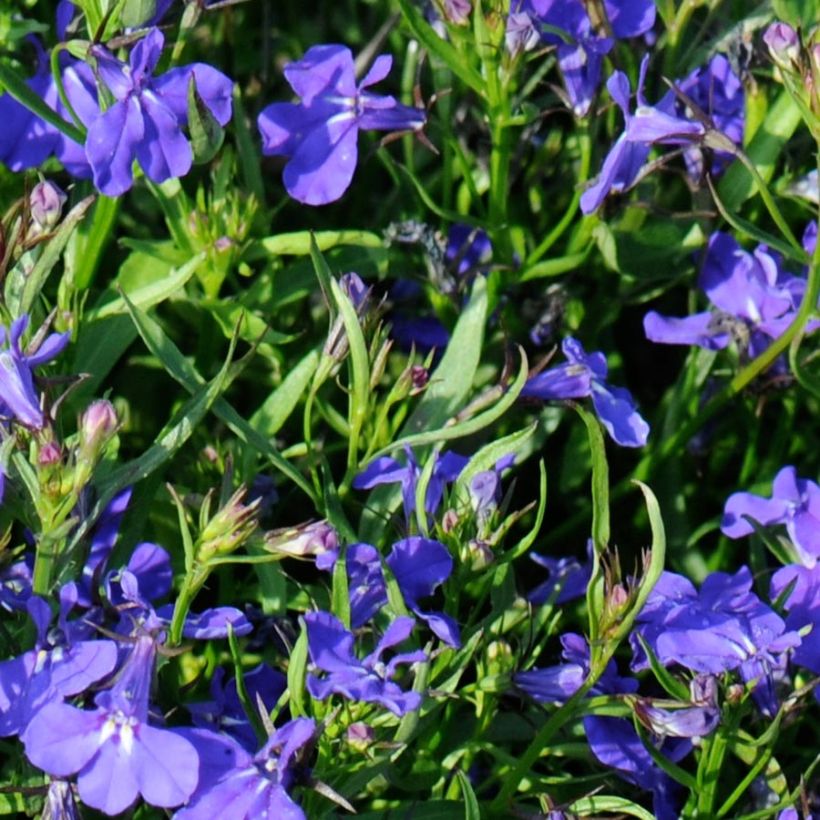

left=30, top=181, right=67, bottom=232
left=263, top=520, right=339, bottom=561
left=80, top=400, right=118, bottom=448
left=763, top=22, right=800, bottom=67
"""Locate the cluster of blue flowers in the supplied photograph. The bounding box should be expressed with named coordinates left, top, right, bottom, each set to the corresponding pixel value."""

left=1, top=0, right=819, bottom=817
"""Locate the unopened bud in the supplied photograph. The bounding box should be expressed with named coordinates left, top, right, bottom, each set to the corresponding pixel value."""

left=79, top=400, right=118, bottom=453
left=725, top=683, right=745, bottom=705
left=263, top=520, right=338, bottom=562
left=345, top=721, right=374, bottom=751
left=30, top=181, right=67, bottom=232
left=197, top=488, right=260, bottom=561
left=410, top=365, right=429, bottom=393
left=440, top=0, right=471, bottom=25
left=763, top=22, right=800, bottom=68
left=468, top=538, right=494, bottom=570
left=633, top=698, right=720, bottom=739
left=38, top=440, right=62, bottom=466
left=441, top=508, right=460, bottom=533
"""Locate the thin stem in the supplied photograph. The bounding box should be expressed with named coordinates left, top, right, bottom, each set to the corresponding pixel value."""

left=526, top=125, right=591, bottom=267
left=50, top=45, right=87, bottom=135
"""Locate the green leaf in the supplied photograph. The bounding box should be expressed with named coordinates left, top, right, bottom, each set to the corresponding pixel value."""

left=634, top=633, right=689, bottom=701
left=287, top=622, right=309, bottom=718
left=72, top=251, right=203, bottom=399
left=360, top=276, right=489, bottom=541
left=717, top=90, right=802, bottom=210
left=498, top=460, right=547, bottom=564
left=98, top=318, right=239, bottom=497
left=569, top=795, right=656, bottom=820
left=708, top=177, right=809, bottom=264
left=574, top=404, right=610, bottom=554
left=231, top=85, right=265, bottom=202
left=15, top=195, right=95, bottom=316
left=331, top=545, right=351, bottom=629
left=255, top=229, right=383, bottom=257
left=456, top=770, right=481, bottom=820
left=187, top=74, right=226, bottom=164
left=329, top=276, right=370, bottom=457
left=118, top=289, right=314, bottom=501
left=771, top=0, right=818, bottom=27
left=226, top=624, right=268, bottom=745
left=394, top=0, right=484, bottom=94
left=635, top=720, right=698, bottom=790
left=405, top=275, right=488, bottom=435
left=249, top=349, right=319, bottom=437
left=370, top=347, right=529, bottom=458
left=453, top=421, right=537, bottom=501
left=64, top=192, right=120, bottom=291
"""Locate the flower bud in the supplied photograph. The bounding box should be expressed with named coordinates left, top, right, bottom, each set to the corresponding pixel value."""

left=345, top=721, right=375, bottom=751
left=196, top=488, right=260, bottom=561
left=80, top=400, right=118, bottom=451
left=410, top=365, right=429, bottom=393
left=438, top=0, right=471, bottom=25
left=263, top=520, right=339, bottom=562
left=633, top=698, right=720, bottom=739
left=467, top=538, right=494, bottom=570
left=38, top=440, right=62, bottom=466
left=29, top=181, right=67, bottom=233
left=763, top=22, right=800, bottom=68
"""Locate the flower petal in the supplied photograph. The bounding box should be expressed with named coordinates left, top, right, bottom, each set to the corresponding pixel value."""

left=85, top=97, right=144, bottom=196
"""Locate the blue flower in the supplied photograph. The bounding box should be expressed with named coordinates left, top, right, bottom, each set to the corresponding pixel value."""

left=0, top=315, right=69, bottom=429
left=305, top=612, right=426, bottom=716
left=581, top=55, right=705, bottom=213
left=258, top=44, right=426, bottom=205
left=521, top=337, right=649, bottom=447
left=86, top=28, right=233, bottom=195
left=175, top=718, right=315, bottom=819
left=22, top=636, right=200, bottom=814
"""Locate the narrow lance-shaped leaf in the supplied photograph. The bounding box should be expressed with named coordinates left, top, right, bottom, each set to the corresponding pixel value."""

left=188, top=74, right=226, bottom=164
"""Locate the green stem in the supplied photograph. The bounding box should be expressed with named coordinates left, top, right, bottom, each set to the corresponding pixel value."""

left=32, top=533, right=61, bottom=596
left=526, top=125, right=591, bottom=267
left=168, top=567, right=206, bottom=646
left=50, top=45, right=87, bottom=135
left=489, top=682, right=591, bottom=810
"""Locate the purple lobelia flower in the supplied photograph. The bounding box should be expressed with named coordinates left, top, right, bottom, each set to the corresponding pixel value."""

left=318, top=542, right=389, bottom=628
left=509, top=0, right=655, bottom=116
left=386, top=537, right=460, bottom=647
left=0, top=596, right=118, bottom=738
left=175, top=717, right=315, bottom=819
left=187, top=664, right=287, bottom=750
left=770, top=563, right=820, bottom=678
left=632, top=568, right=801, bottom=715
left=676, top=54, right=744, bottom=179
left=23, top=634, right=200, bottom=814
left=354, top=446, right=468, bottom=518
left=0, top=39, right=63, bottom=172
left=515, top=633, right=688, bottom=820
left=0, top=315, right=70, bottom=429
left=528, top=540, right=593, bottom=605
left=0, top=557, right=33, bottom=612
left=644, top=233, right=812, bottom=361
left=520, top=336, right=649, bottom=447
left=257, top=44, right=426, bottom=205
left=722, top=467, right=820, bottom=567
left=305, top=612, right=426, bottom=716
left=581, top=55, right=705, bottom=213
left=85, top=28, right=232, bottom=195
